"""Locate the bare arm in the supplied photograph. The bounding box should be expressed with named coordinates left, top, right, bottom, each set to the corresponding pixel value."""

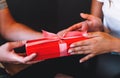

left=0, top=8, right=43, bottom=41
left=91, top=0, right=103, bottom=19
left=0, top=4, right=43, bottom=75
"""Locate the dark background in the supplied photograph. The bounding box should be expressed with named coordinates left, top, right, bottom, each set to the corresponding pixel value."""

left=0, top=0, right=97, bottom=78
left=0, top=0, right=91, bottom=44
left=1, top=1, right=120, bottom=78
left=6, top=0, right=91, bottom=33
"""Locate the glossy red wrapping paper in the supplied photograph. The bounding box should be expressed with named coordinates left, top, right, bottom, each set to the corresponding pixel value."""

left=26, top=30, right=88, bottom=61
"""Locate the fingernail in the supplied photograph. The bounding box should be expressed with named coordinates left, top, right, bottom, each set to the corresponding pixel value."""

left=31, top=53, right=37, bottom=56
left=70, top=44, right=74, bottom=47
left=22, top=40, right=27, bottom=43
left=68, top=49, right=73, bottom=53
left=83, top=33, right=88, bottom=37
left=80, top=13, right=84, bottom=15
left=80, top=60, right=83, bottom=63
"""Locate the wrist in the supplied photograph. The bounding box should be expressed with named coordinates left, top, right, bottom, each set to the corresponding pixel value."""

left=111, top=38, right=120, bottom=53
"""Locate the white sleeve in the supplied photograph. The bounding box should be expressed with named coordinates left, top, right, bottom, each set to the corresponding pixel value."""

left=97, top=0, right=104, bottom=2
left=0, top=0, right=8, bottom=10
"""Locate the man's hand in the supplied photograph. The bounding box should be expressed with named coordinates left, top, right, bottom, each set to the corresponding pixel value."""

left=0, top=41, right=37, bottom=64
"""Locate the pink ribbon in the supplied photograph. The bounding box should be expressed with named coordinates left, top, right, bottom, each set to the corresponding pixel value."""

left=26, top=30, right=87, bottom=56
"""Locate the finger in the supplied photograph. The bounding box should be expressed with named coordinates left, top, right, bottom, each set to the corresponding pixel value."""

left=68, top=46, right=91, bottom=54
left=80, top=13, right=92, bottom=20
left=86, top=32, right=102, bottom=38
left=21, top=53, right=37, bottom=64
left=7, top=41, right=26, bottom=50
left=57, top=29, right=67, bottom=37
left=66, top=23, right=83, bottom=31
left=69, top=50, right=91, bottom=55
left=79, top=54, right=95, bottom=63
left=26, top=60, right=44, bottom=64
left=13, top=53, right=37, bottom=64
left=9, top=53, right=36, bottom=64
left=77, top=50, right=92, bottom=54
left=70, top=40, right=90, bottom=48
left=68, top=49, right=92, bottom=55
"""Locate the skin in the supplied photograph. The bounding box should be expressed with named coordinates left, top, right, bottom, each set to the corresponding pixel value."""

left=91, top=0, right=103, bottom=18
left=0, top=8, right=43, bottom=41
left=57, top=13, right=103, bottom=36
left=68, top=32, right=120, bottom=63
left=0, top=41, right=38, bottom=64
left=64, top=0, right=120, bottom=63
left=0, top=7, right=43, bottom=75
left=0, top=7, right=43, bottom=64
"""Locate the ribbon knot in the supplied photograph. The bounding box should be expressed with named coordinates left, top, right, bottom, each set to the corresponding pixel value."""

left=26, top=30, right=87, bottom=60
left=42, top=30, right=87, bottom=40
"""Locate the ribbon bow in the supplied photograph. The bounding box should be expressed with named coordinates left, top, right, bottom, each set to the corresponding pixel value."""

left=26, top=30, right=87, bottom=60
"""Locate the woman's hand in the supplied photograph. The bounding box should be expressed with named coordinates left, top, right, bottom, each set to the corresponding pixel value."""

left=0, top=41, right=37, bottom=64
left=66, top=13, right=103, bottom=32
left=68, top=32, right=120, bottom=63
left=57, top=13, right=103, bottom=37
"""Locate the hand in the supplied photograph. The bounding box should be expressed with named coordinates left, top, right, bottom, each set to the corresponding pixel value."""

left=0, top=41, right=37, bottom=64
left=66, top=13, right=103, bottom=32
left=68, top=32, right=119, bottom=63
left=57, top=29, right=67, bottom=37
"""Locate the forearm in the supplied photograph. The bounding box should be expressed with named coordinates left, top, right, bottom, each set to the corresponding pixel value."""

left=90, top=0, right=104, bottom=31
left=91, top=0, right=103, bottom=18
left=0, top=6, right=42, bottom=41
left=3, top=23, right=43, bottom=41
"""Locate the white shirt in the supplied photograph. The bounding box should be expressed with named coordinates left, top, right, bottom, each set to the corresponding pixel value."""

left=97, top=0, right=120, bottom=38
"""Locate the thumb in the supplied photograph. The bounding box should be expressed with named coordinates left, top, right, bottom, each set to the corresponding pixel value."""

left=8, top=41, right=26, bottom=50
left=80, top=13, right=91, bottom=20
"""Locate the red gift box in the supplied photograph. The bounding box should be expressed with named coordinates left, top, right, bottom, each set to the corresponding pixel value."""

left=26, top=30, right=88, bottom=61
